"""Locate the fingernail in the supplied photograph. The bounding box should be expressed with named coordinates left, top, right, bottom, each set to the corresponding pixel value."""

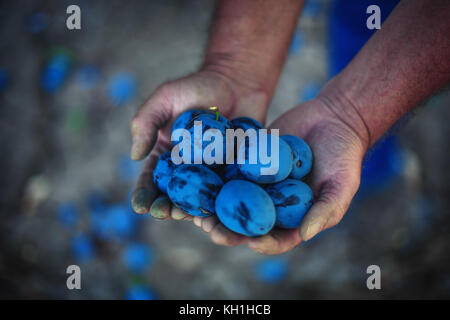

left=150, top=196, right=171, bottom=219
left=304, top=222, right=322, bottom=241
left=193, top=217, right=202, bottom=227
left=202, top=218, right=217, bottom=233
left=248, top=235, right=272, bottom=250
left=131, top=189, right=153, bottom=214
left=130, top=141, right=145, bottom=160
left=171, top=207, right=187, bottom=220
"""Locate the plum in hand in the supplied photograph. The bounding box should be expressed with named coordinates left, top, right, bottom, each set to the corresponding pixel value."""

left=265, top=179, right=313, bottom=229
left=153, top=151, right=178, bottom=194
left=167, top=164, right=223, bottom=217
left=215, top=180, right=276, bottom=236
left=280, top=135, right=312, bottom=180
left=238, top=134, right=293, bottom=184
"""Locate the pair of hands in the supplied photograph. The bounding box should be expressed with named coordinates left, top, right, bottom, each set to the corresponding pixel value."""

left=130, top=70, right=367, bottom=255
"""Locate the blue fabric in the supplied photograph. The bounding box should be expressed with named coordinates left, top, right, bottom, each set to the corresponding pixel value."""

left=328, top=0, right=403, bottom=194
left=328, top=0, right=400, bottom=77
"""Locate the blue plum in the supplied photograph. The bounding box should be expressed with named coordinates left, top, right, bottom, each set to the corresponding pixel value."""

left=185, top=111, right=231, bottom=130
left=153, top=152, right=178, bottom=194
left=172, top=109, right=230, bottom=135
left=125, top=285, right=158, bottom=300
left=220, top=163, right=246, bottom=182
left=71, top=233, right=94, bottom=262
left=171, top=109, right=208, bottom=134
left=255, top=258, right=288, bottom=284
left=229, top=117, right=263, bottom=162
left=215, top=180, right=276, bottom=236
left=123, top=243, right=153, bottom=273
left=265, top=179, right=313, bottom=228
left=183, top=113, right=232, bottom=165
left=280, top=135, right=312, bottom=179
left=167, top=164, right=223, bottom=217
left=58, top=202, right=79, bottom=228
left=238, top=134, right=293, bottom=184
left=107, top=72, right=136, bottom=106
left=41, top=52, right=71, bottom=94
left=231, top=117, right=263, bottom=131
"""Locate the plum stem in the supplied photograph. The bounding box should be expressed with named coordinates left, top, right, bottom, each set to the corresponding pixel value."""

left=209, top=106, right=219, bottom=121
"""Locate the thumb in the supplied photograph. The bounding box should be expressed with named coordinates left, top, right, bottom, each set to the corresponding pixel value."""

left=130, top=87, right=171, bottom=160
left=299, top=177, right=359, bottom=241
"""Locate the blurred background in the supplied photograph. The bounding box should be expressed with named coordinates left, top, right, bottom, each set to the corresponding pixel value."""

left=0, top=0, right=449, bottom=299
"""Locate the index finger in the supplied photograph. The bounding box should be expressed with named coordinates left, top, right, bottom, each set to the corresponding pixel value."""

left=130, top=88, right=172, bottom=160
left=131, top=143, right=169, bottom=214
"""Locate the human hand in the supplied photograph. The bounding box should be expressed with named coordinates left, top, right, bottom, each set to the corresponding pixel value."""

left=131, top=70, right=369, bottom=255
left=192, top=93, right=370, bottom=254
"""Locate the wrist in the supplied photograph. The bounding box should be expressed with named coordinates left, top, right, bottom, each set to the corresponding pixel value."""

left=201, top=53, right=271, bottom=94
left=200, top=59, right=271, bottom=123
left=316, top=79, right=372, bottom=153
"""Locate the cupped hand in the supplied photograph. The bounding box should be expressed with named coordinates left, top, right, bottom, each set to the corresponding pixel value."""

left=130, top=70, right=268, bottom=232
left=131, top=73, right=370, bottom=255
left=192, top=95, right=370, bottom=254
left=246, top=96, right=369, bottom=254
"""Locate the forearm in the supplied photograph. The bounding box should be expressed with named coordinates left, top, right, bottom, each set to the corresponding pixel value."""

left=202, top=0, right=304, bottom=105
left=322, top=0, right=450, bottom=148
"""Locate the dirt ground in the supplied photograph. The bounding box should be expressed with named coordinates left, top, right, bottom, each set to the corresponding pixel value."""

left=0, top=0, right=449, bottom=299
